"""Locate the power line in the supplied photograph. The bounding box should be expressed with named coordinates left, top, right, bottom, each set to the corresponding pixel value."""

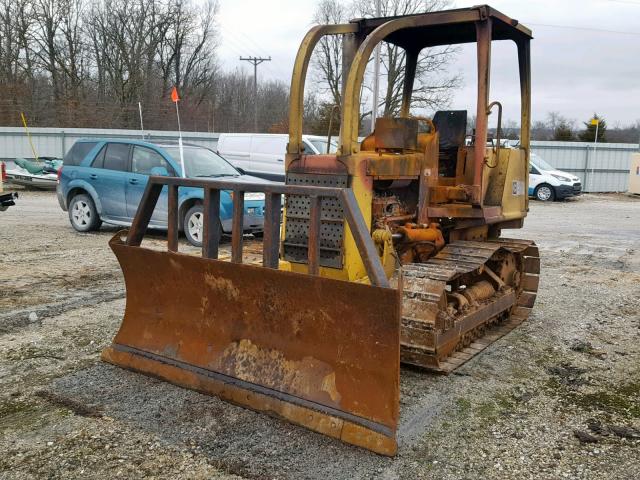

left=527, top=22, right=640, bottom=36
left=218, top=24, right=283, bottom=79
left=239, top=56, right=271, bottom=132
left=600, top=0, right=640, bottom=5
left=235, top=29, right=284, bottom=69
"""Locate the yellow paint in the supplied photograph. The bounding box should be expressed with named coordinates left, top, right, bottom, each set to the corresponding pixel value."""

left=20, top=112, right=39, bottom=161
left=500, top=148, right=528, bottom=219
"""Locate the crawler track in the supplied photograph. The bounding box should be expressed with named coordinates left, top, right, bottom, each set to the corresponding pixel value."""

left=400, top=238, right=540, bottom=373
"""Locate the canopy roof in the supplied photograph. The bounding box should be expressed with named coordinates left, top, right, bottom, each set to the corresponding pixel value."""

left=350, top=5, right=532, bottom=51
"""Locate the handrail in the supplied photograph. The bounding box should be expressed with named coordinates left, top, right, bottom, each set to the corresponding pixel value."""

left=487, top=100, right=503, bottom=166
left=126, top=176, right=390, bottom=288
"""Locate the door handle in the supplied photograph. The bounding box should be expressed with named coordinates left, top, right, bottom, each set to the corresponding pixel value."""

left=277, top=158, right=284, bottom=162
left=89, top=174, right=98, bottom=180
left=129, top=178, right=139, bottom=185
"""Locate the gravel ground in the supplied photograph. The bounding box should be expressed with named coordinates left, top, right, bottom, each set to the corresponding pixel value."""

left=1, top=190, right=639, bottom=479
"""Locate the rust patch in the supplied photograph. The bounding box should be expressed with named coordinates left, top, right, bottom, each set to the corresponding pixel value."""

left=204, top=273, right=239, bottom=301
left=218, top=339, right=342, bottom=406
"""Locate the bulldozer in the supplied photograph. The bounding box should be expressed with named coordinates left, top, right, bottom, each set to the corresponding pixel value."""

left=102, top=5, right=539, bottom=456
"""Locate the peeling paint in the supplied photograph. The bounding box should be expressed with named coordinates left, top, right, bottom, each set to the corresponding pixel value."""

left=218, top=339, right=342, bottom=406
left=204, top=273, right=239, bottom=302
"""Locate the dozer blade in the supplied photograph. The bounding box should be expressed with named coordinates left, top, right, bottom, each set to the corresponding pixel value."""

left=103, top=233, right=401, bottom=456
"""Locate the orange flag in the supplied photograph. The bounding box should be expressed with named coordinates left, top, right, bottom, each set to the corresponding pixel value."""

left=170, top=86, right=180, bottom=103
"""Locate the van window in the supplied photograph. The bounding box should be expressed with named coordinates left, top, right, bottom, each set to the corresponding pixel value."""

left=307, top=138, right=338, bottom=154
left=103, top=143, right=130, bottom=171
left=252, top=136, right=287, bottom=155
left=221, top=136, right=251, bottom=152
left=131, top=146, right=174, bottom=175
left=64, top=141, right=97, bottom=166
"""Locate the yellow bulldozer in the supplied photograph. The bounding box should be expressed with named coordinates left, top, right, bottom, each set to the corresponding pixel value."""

left=102, top=5, right=539, bottom=456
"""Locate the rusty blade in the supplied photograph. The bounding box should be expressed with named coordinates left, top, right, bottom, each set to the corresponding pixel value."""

left=102, top=233, right=401, bottom=455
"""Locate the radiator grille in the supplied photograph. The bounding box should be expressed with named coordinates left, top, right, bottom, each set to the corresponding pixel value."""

left=283, top=173, right=347, bottom=269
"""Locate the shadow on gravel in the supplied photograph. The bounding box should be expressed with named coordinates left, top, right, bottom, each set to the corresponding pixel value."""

left=49, top=362, right=454, bottom=479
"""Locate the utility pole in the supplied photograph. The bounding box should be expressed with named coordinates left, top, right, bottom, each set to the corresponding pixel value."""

left=371, top=0, right=381, bottom=133
left=240, top=56, right=271, bottom=132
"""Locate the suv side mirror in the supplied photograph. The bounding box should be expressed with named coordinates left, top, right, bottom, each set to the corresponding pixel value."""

left=150, top=166, right=170, bottom=177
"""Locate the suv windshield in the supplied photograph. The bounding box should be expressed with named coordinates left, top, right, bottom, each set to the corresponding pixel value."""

left=531, top=154, right=555, bottom=172
left=162, top=146, right=239, bottom=178
left=307, top=138, right=338, bottom=154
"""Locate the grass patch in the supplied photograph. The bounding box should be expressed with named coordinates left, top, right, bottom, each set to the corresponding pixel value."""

left=0, top=398, right=42, bottom=432
left=455, top=397, right=472, bottom=415
left=453, top=392, right=518, bottom=427
left=572, top=383, right=640, bottom=418
left=545, top=376, right=640, bottom=419
left=0, top=398, right=36, bottom=417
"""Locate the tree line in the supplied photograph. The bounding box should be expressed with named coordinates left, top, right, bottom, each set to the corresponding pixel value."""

left=0, top=0, right=291, bottom=132
left=1, top=0, right=638, bottom=144
left=530, top=112, right=640, bottom=144
left=488, top=112, right=639, bottom=144
left=0, top=0, right=459, bottom=134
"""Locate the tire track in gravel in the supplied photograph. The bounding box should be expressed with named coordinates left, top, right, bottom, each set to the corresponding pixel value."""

left=0, top=289, right=125, bottom=334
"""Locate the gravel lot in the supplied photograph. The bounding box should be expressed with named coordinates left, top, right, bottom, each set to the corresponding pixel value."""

left=1, top=189, right=638, bottom=479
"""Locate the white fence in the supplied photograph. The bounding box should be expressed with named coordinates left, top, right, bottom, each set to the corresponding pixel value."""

left=531, top=140, right=637, bottom=192
left=1, top=127, right=637, bottom=192
left=0, top=127, right=220, bottom=161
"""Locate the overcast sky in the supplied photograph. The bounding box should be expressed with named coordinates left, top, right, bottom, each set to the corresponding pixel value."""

left=215, top=0, right=640, bottom=126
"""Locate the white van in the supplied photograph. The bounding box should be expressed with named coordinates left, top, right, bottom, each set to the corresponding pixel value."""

left=529, top=153, right=582, bottom=201
left=216, top=134, right=338, bottom=181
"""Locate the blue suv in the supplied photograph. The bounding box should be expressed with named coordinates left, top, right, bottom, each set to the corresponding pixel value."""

left=57, top=139, right=268, bottom=246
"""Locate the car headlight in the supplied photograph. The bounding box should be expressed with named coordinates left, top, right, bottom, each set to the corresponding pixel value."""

left=551, top=174, right=572, bottom=182
left=244, top=192, right=265, bottom=201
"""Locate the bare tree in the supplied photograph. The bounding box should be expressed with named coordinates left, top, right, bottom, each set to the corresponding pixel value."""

left=531, top=120, right=550, bottom=141
left=84, top=0, right=171, bottom=126
left=353, top=0, right=461, bottom=118
left=0, top=0, right=33, bottom=85
left=0, top=0, right=37, bottom=125
left=57, top=0, right=86, bottom=101
left=157, top=0, right=219, bottom=101
left=546, top=111, right=574, bottom=132
left=31, top=0, right=66, bottom=101
left=0, top=0, right=282, bottom=132
left=311, top=0, right=461, bottom=126
left=310, top=0, right=351, bottom=110
left=501, top=119, right=520, bottom=140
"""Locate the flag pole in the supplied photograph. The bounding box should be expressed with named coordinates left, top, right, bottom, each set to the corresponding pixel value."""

left=138, top=102, right=145, bottom=139
left=172, top=87, right=186, bottom=178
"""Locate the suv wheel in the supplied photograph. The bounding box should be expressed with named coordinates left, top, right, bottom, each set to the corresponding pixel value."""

left=184, top=204, right=223, bottom=247
left=69, top=193, right=102, bottom=232
left=184, top=204, right=203, bottom=246
left=182, top=204, right=222, bottom=247
left=534, top=184, right=555, bottom=202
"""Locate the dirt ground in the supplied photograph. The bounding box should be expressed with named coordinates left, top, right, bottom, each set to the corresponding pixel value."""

left=1, top=189, right=638, bottom=480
